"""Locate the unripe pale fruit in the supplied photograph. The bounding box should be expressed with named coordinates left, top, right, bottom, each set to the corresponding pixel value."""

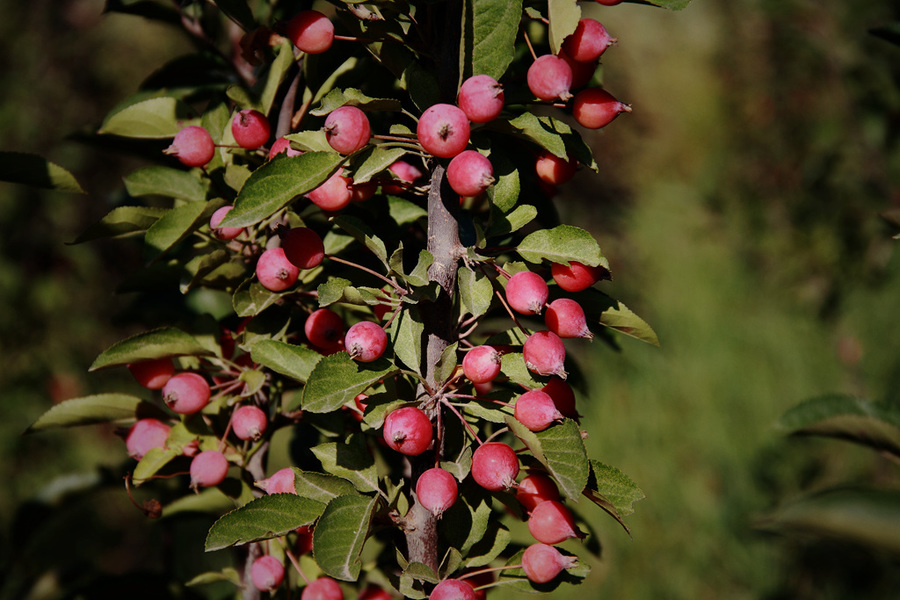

left=551, top=260, right=607, bottom=292
left=232, top=405, right=268, bottom=441
left=166, top=126, right=215, bottom=167
left=308, top=169, right=353, bottom=211
left=417, top=104, right=470, bottom=158
left=522, top=543, right=578, bottom=584
left=457, top=74, right=505, bottom=123
left=286, top=10, right=334, bottom=55
left=269, top=136, right=302, bottom=159
left=447, top=150, right=494, bottom=197
left=514, top=389, right=564, bottom=432
left=128, top=358, right=174, bottom=390
left=324, top=106, right=371, bottom=154
left=282, top=227, right=325, bottom=270
left=545, top=298, right=592, bottom=339
left=505, top=271, right=549, bottom=315
left=383, top=406, right=433, bottom=455
left=302, top=577, right=344, bottom=600
left=471, top=442, right=519, bottom=491
left=416, top=467, right=458, bottom=517
left=561, top=19, right=615, bottom=63
left=535, top=151, right=577, bottom=186
left=232, top=109, right=271, bottom=150
left=251, top=555, right=285, bottom=592
left=462, top=345, right=501, bottom=384
left=256, top=247, right=300, bottom=292
left=209, top=205, right=244, bottom=241
left=429, top=579, right=475, bottom=600
left=516, top=473, right=561, bottom=513
left=526, top=55, right=573, bottom=102
left=542, top=377, right=578, bottom=419
left=572, top=88, right=631, bottom=129
left=256, top=467, right=297, bottom=494
left=523, top=331, right=567, bottom=378
left=190, top=450, right=229, bottom=489
left=345, top=321, right=388, bottom=362
left=162, top=372, right=211, bottom=414
left=125, top=418, right=170, bottom=460
left=305, top=308, right=345, bottom=353
left=527, top=500, right=581, bottom=544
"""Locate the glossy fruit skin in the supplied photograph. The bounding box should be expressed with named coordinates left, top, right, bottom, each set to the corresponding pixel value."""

left=523, top=331, right=567, bottom=378
left=282, top=227, right=325, bottom=270
left=527, top=500, right=581, bottom=544
left=344, top=321, right=388, bottom=362
left=572, top=88, right=631, bottom=129
left=128, top=358, right=174, bottom=390
left=268, top=136, right=302, bottom=159
left=447, top=150, right=494, bottom=197
left=559, top=49, right=597, bottom=90
left=232, top=405, right=268, bottom=441
left=551, top=260, right=606, bottom=292
left=305, top=308, right=345, bottom=353
left=462, top=345, right=501, bottom=384
left=457, top=74, right=504, bottom=123
left=286, top=10, right=334, bottom=55
left=522, top=543, right=578, bottom=584
left=505, top=271, right=549, bottom=315
left=514, top=389, right=563, bottom=432
left=232, top=109, right=271, bottom=149
left=167, top=126, right=215, bottom=167
left=162, top=372, right=211, bottom=414
left=302, top=577, right=344, bottom=600
left=125, top=418, right=171, bottom=460
left=526, top=55, right=573, bottom=102
left=545, top=298, right=592, bottom=339
left=416, top=467, right=458, bottom=517
left=190, top=450, right=229, bottom=488
left=516, top=473, right=561, bottom=513
left=471, top=442, right=519, bottom=491
left=417, top=103, right=470, bottom=158
left=535, top=151, right=577, bottom=186
left=209, top=205, right=244, bottom=241
left=542, top=377, right=578, bottom=419
left=256, top=247, right=300, bottom=292
left=256, top=467, right=297, bottom=494
left=429, top=579, right=475, bottom=600
left=383, top=406, right=433, bottom=455
left=596, top=0, right=624, bottom=4
left=308, top=169, right=353, bottom=211
left=324, top=105, right=371, bottom=154
left=561, top=19, right=614, bottom=63
left=252, top=555, right=285, bottom=592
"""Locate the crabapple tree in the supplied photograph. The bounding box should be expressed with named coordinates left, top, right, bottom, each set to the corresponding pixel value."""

left=20, top=0, right=688, bottom=598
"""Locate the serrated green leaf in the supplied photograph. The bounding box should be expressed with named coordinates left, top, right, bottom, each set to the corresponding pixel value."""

left=507, top=417, right=589, bottom=500
left=90, top=327, right=213, bottom=371
left=318, top=277, right=355, bottom=307
left=405, top=251, right=434, bottom=287
left=333, top=215, right=389, bottom=265
left=504, top=113, right=568, bottom=159
left=443, top=484, right=493, bottom=555
left=350, top=146, right=408, bottom=184
left=144, top=200, right=213, bottom=259
left=313, top=494, right=379, bottom=581
left=124, top=166, right=207, bottom=202
left=224, top=163, right=252, bottom=193
left=205, top=494, right=326, bottom=551
left=99, top=97, right=193, bottom=139
left=463, top=0, right=523, bottom=80
left=285, top=130, right=333, bottom=153
left=548, top=0, right=581, bottom=55
left=487, top=149, right=521, bottom=214
left=251, top=340, right=322, bottom=385
left=185, top=567, right=242, bottom=588
left=435, top=342, right=459, bottom=387
left=489, top=204, right=537, bottom=238
left=232, top=281, right=291, bottom=318
left=465, top=521, right=511, bottom=568
left=518, top=225, right=606, bottom=268
left=500, top=352, right=546, bottom=389
left=389, top=309, right=424, bottom=375
left=302, top=353, right=397, bottom=413
left=574, top=289, right=658, bottom=346
left=311, top=88, right=402, bottom=117
left=0, top=152, right=85, bottom=193
left=26, top=394, right=145, bottom=432
left=291, top=469, right=359, bottom=502
left=72, top=206, right=168, bottom=243
left=583, top=460, right=644, bottom=535
left=133, top=446, right=181, bottom=484
left=311, top=435, right=380, bottom=493
left=258, top=39, right=293, bottom=116
left=457, top=267, right=494, bottom=318
left=387, top=196, right=428, bottom=225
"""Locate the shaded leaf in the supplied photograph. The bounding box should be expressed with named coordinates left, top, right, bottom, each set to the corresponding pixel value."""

left=500, top=352, right=546, bottom=390
left=313, top=495, right=379, bottom=581
left=310, top=88, right=401, bottom=116
left=144, top=199, right=213, bottom=258
left=310, top=435, right=379, bottom=493
left=389, top=309, right=424, bottom=375
left=205, top=494, right=326, bottom=551
left=26, top=394, right=145, bottom=432
left=123, top=166, right=207, bottom=202
left=0, top=152, right=85, bottom=193
left=90, top=327, right=213, bottom=371
left=507, top=417, right=589, bottom=500
left=72, top=206, right=168, bottom=243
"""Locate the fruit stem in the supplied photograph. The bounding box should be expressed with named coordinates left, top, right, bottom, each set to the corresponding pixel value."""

left=458, top=563, right=522, bottom=580
left=326, top=255, right=406, bottom=295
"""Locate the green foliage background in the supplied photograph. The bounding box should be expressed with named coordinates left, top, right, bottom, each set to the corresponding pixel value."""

left=2, top=1, right=900, bottom=599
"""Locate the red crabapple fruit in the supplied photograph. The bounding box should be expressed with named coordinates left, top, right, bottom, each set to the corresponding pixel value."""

left=209, top=205, right=244, bottom=241
left=232, top=405, right=268, bottom=441
left=282, top=227, right=325, bottom=270
left=527, top=500, right=582, bottom=544
left=596, top=0, right=624, bottom=4
left=542, top=377, right=578, bottom=419
left=128, top=358, right=174, bottom=390
left=429, top=579, right=475, bottom=600
left=447, top=150, right=494, bottom=197
left=125, top=418, right=170, bottom=460
left=344, top=321, right=388, bottom=362
left=268, top=136, right=302, bottom=159
left=417, top=104, right=470, bottom=158
left=324, top=106, right=371, bottom=155
left=514, top=389, right=564, bottom=432
left=416, top=467, right=458, bottom=517
left=359, top=586, right=393, bottom=600
left=572, top=88, right=631, bottom=129
left=383, top=406, right=433, bottom=456
left=561, top=19, right=615, bottom=63
left=523, top=331, right=567, bottom=378
left=535, top=151, right=577, bottom=186
left=516, top=473, right=561, bottom=513
left=232, top=109, right=271, bottom=150
left=462, top=345, right=501, bottom=384
left=162, top=372, right=211, bottom=414
left=189, top=450, right=229, bottom=489
left=526, top=55, right=573, bottom=102
left=256, top=467, right=297, bottom=494
left=551, top=260, right=607, bottom=292
left=166, top=126, right=215, bottom=167
left=545, top=298, right=592, bottom=339
left=350, top=180, right=377, bottom=202
left=384, top=160, right=424, bottom=194
left=307, top=169, right=353, bottom=211
left=522, top=543, right=578, bottom=584
left=302, top=577, right=344, bottom=600
left=559, top=49, right=597, bottom=90
left=471, top=442, right=519, bottom=491
left=286, top=10, right=334, bottom=55
left=457, top=74, right=505, bottom=123
left=505, top=271, right=549, bottom=315
left=256, top=247, right=300, bottom=292
left=251, top=555, right=285, bottom=592
left=305, top=308, right=345, bottom=353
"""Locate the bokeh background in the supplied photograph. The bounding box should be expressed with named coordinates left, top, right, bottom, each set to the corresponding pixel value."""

left=2, top=1, right=900, bottom=599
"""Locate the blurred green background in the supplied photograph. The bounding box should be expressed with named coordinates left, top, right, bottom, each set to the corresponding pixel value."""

left=2, top=1, right=900, bottom=599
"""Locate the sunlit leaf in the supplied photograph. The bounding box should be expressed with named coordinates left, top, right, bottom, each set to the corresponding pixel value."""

left=26, top=394, right=146, bottom=432
left=518, top=225, right=607, bottom=268
left=548, top=0, right=581, bottom=55
left=507, top=417, right=589, bottom=500
left=302, top=353, right=397, bottom=413
left=90, top=327, right=213, bottom=371
left=311, top=435, right=380, bottom=493
left=251, top=340, right=322, bottom=385
left=124, top=166, right=208, bottom=202
left=313, top=495, right=378, bottom=581
left=462, top=0, right=523, bottom=80
left=205, top=494, right=326, bottom=551
left=99, top=97, right=192, bottom=138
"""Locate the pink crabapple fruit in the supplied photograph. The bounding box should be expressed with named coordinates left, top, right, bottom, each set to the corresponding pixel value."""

left=251, top=555, right=285, bottom=592
left=505, top=271, right=549, bottom=315
left=286, top=10, right=334, bottom=55
left=462, top=345, right=502, bottom=384
left=189, top=450, right=229, bottom=489
left=559, top=49, right=597, bottom=90
left=209, top=205, right=244, bottom=241
left=514, top=389, right=564, bottom=432
left=561, top=19, right=615, bottom=63
left=256, top=467, right=297, bottom=494
left=572, top=88, right=631, bottom=130
left=231, top=109, right=271, bottom=150
left=447, top=150, right=494, bottom=197
left=429, top=579, right=476, bottom=600
left=307, top=169, right=353, bottom=211
left=125, top=418, right=171, bottom=460
left=535, top=151, right=577, bottom=186
left=542, top=377, right=578, bottom=419
left=551, top=260, right=607, bottom=292
left=416, top=467, right=458, bottom=517
left=344, top=321, right=388, bottom=362
left=282, top=227, right=325, bottom=270
left=383, top=160, right=424, bottom=194
left=457, top=74, right=505, bottom=123
left=523, top=330, right=567, bottom=378
left=527, top=499, right=582, bottom=544
left=471, top=442, right=520, bottom=491
left=162, top=372, right=211, bottom=414
left=324, top=106, right=371, bottom=154
left=127, top=357, right=174, bottom=390
left=166, top=126, right=215, bottom=168
left=522, top=543, right=579, bottom=584
left=302, top=577, right=344, bottom=600
left=596, top=0, right=624, bottom=4
left=545, top=298, right=592, bottom=339
left=232, top=405, right=268, bottom=441
left=383, top=406, right=433, bottom=456
left=268, top=136, right=302, bottom=159
left=256, top=247, right=300, bottom=292
left=417, top=103, right=470, bottom=158
left=350, top=180, right=377, bottom=202
left=359, top=585, right=393, bottom=600
left=516, top=473, right=561, bottom=513
left=305, top=308, right=345, bottom=353
left=526, top=55, right=573, bottom=102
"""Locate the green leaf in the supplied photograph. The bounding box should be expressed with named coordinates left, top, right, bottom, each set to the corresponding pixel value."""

left=163, top=488, right=237, bottom=518
left=311, top=435, right=380, bottom=493
left=290, top=469, right=359, bottom=503
left=133, top=446, right=180, bottom=484
left=350, top=146, right=408, bottom=184
left=313, top=495, right=378, bottom=581
left=548, top=0, right=581, bottom=55
left=518, top=225, right=606, bottom=268
left=646, top=0, right=692, bottom=9
left=457, top=267, right=494, bottom=318
left=465, top=521, right=511, bottom=568
left=487, top=148, right=521, bottom=213
left=583, top=460, right=645, bottom=535
left=232, top=281, right=290, bottom=318
left=185, top=567, right=242, bottom=588
left=311, top=88, right=402, bottom=116
left=500, top=352, right=546, bottom=389
left=576, top=289, right=658, bottom=346
left=0, top=152, right=85, bottom=193
left=124, top=166, right=208, bottom=202
left=507, top=417, right=589, bottom=500
left=257, top=39, right=294, bottom=116
left=285, top=130, right=333, bottom=153
left=220, top=152, right=345, bottom=228
left=333, top=215, right=389, bottom=265
left=504, top=113, right=568, bottom=159
left=489, top=204, right=537, bottom=237
left=215, top=0, right=255, bottom=31
left=251, top=340, right=322, bottom=385
left=26, top=394, right=145, bottom=432
left=463, top=0, right=524, bottom=80
left=72, top=206, right=168, bottom=243
left=205, top=494, right=326, bottom=551
left=435, top=343, right=459, bottom=387
left=90, top=327, right=213, bottom=371
left=302, top=353, right=397, bottom=413
left=389, top=309, right=424, bottom=375
left=144, top=200, right=214, bottom=259
left=387, top=196, right=427, bottom=226
left=443, top=485, right=493, bottom=555
left=99, top=97, right=193, bottom=139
